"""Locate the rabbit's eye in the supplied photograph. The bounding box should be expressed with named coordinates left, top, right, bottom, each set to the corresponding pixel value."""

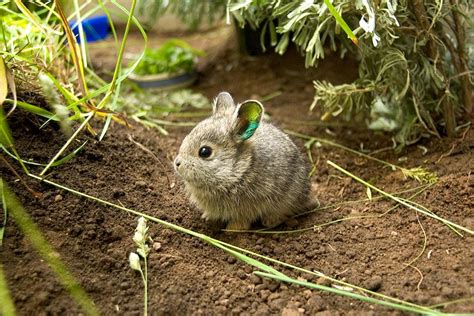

left=198, top=146, right=212, bottom=158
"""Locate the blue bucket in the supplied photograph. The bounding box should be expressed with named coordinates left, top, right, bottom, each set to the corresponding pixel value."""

left=69, top=15, right=110, bottom=43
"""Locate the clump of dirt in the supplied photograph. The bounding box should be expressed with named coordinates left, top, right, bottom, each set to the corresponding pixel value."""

left=1, top=25, right=473, bottom=314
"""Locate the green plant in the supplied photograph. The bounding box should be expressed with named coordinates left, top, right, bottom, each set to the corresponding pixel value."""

left=132, top=39, right=203, bottom=76
left=0, top=262, right=16, bottom=316
left=118, top=88, right=210, bottom=135
left=227, top=0, right=472, bottom=147
left=137, top=0, right=227, bottom=29
left=129, top=217, right=151, bottom=316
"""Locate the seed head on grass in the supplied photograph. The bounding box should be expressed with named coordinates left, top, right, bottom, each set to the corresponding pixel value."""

left=129, top=216, right=150, bottom=315
left=132, top=216, right=150, bottom=258
left=401, top=167, right=438, bottom=185
left=38, top=72, right=72, bottom=137
left=129, top=252, right=142, bottom=272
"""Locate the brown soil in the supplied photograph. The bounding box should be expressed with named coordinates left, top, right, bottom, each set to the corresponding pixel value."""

left=2, top=25, right=473, bottom=315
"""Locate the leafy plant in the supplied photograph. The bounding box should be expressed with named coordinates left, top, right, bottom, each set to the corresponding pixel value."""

left=227, top=0, right=472, bottom=147
left=132, top=39, right=203, bottom=76
left=137, top=0, right=227, bottom=29
left=115, top=87, right=210, bottom=135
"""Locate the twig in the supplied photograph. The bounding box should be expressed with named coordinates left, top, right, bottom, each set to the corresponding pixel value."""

left=396, top=212, right=427, bottom=273
left=1, top=155, right=40, bottom=198
left=449, top=0, right=472, bottom=115
left=411, top=0, right=456, bottom=136
left=327, top=160, right=473, bottom=235
left=436, top=124, right=471, bottom=163
left=127, top=134, right=173, bottom=188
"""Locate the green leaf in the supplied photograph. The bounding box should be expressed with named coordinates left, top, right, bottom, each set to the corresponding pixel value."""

left=0, top=57, right=7, bottom=106
left=0, top=105, right=13, bottom=147
left=5, top=99, right=60, bottom=121
left=323, top=0, right=358, bottom=45
left=366, top=187, right=372, bottom=201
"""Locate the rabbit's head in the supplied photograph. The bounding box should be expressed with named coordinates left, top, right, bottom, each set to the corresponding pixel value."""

left=174, top=92, right=264, bottom=190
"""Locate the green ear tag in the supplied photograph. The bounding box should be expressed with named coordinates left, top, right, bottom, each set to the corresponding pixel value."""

left=237, top=101, right=263, bottom=141
left=240, top=121, right=259, bottom=141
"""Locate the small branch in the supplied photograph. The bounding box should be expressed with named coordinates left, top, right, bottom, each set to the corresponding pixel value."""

left=449, top=0, right=472, bottom=115
left=1, top=155, right=41, bottom=198
left=411, top=0, right=457, bottom=136
left=327, top=160, right=473, bottom=236
left=127, top=134, right=173, bottom=188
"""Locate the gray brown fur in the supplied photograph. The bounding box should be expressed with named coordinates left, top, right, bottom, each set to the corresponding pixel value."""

left=174, top=92, right=311, bottom=230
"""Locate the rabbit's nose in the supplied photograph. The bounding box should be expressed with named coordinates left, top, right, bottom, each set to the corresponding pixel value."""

left=174, top=158, right=181, bottom=167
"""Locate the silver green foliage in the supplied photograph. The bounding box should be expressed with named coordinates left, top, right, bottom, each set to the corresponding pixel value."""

left=228, top=0, right=472, bottom=147
left=137, top=0, right=227, bottom=29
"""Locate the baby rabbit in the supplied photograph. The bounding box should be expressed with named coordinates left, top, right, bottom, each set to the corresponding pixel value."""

left=174, top=92, right=311, bottom=230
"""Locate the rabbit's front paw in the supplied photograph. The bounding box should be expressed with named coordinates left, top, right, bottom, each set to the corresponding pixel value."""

left=226, top=220, right=251, bottom=231
left=261, top=216, right=285, bottom=228
left=201, top=211, right=211, bottom=221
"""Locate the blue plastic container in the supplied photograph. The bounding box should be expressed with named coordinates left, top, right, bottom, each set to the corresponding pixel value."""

left=69, top=15, right=110, bottom=43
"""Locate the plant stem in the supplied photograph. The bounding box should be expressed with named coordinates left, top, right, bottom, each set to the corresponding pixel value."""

left=411, top=0, right=456, bottom=136
left=255, top=272, right=442, bottom=315
left=97, top=0, right=138, bottom=109
left=286, top=129, right=399, bottom=170
left=143, top=256, right=148, bottom=316
left=449, top=0, right=472, bottom=115
left=39, top=112, right=93, bottom=176
left=327, top=160, right=473, bottom=235
left=323, top=0, right=358, bottom=45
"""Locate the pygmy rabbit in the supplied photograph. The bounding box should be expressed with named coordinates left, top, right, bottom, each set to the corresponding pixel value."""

left=174, top=92, right=312, bottom=230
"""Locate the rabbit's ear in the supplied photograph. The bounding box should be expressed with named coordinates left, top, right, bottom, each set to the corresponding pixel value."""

left=233, top=100, right=264, bottom=141
left=213, top=92, right=235, bottom=116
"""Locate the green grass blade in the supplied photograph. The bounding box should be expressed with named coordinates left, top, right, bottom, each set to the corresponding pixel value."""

left=323, top=0, right=358, bottom=45
left=39, top=112, right=93, bottom=176
left=0, top=56, right=8, bottom=106
left=207, top=239, right=286, bottom=278
left=5, top=99, right=60, bottom=121
left=0, top=102, right=13, bottom=147
left=0, top=180, right=99, bottom=315
left=255, top=272, right=442, bottom=315
left=1, top=141, right=87, bottom=167
left=0, top=104, right=29, bottom=174
left=327, top=160, right=473, bottom=235
left=0, top=180, right=7, bottom=247
left=0, top=261, right=16, bottom=316
left=96, top=0, right=140, bottom=109
left=287, top=129, right=437, bottom=185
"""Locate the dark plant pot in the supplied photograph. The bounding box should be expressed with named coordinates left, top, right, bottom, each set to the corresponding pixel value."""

left=234, top=19, right=286, bottom=56
left=128, top=70, right=198, bottom=90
